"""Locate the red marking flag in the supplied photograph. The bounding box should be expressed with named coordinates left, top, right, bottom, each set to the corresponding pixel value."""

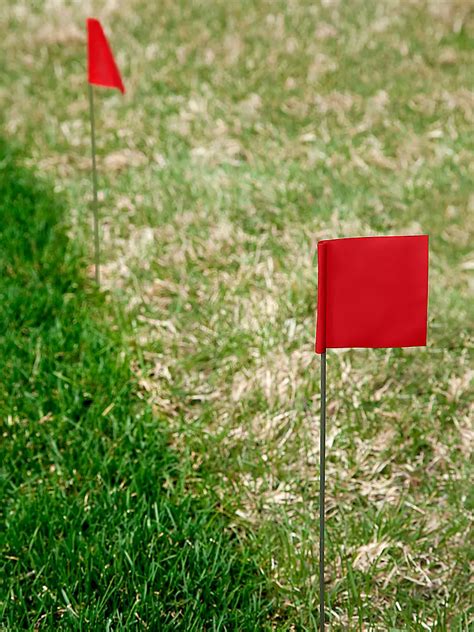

left=315, top=235, right=429, bottom=353
left=87, top=18, right=125, bottom=93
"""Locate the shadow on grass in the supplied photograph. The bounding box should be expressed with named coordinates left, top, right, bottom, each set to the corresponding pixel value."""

left=0, top=141, right=275, bottom=630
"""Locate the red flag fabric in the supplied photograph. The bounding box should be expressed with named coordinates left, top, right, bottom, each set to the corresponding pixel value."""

left=87, top=18, right=125, bottom=93
left=315, top=235, right=429, bottom=354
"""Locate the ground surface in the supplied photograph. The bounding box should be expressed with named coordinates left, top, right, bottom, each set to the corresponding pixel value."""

left=0, top=0, right=473, bottom=630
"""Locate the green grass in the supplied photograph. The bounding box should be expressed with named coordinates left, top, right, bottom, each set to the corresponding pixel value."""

left=1, top=0, right=474, bottom=629
left=0, top=143, right=275, bottom=629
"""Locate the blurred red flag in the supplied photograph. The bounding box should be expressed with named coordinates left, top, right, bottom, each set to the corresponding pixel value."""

left=87, top=18, right=125, bottom=93
left=315, top=235, right=429, bottom=353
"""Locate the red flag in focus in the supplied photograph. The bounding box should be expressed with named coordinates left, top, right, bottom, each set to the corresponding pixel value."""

left=315, top=235, right=429, bottom=353
left=87, top=18, right=125, bottom=94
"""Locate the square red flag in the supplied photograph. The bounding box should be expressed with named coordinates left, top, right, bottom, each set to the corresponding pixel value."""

left=315, top=235, right=429, bottom=353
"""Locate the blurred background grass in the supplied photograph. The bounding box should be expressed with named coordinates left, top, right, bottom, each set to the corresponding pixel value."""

left=0, top=0, right=473, bottom=629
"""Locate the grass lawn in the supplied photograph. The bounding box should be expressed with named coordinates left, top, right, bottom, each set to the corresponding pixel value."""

left=1, top=0, right=473, bottom=630
left=0, top=142, right=276, bottom=629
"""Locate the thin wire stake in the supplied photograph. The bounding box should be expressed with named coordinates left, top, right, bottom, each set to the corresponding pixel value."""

left=319, top=351, right=327, bottom=631
left=88, top=83, right=100, bottom=285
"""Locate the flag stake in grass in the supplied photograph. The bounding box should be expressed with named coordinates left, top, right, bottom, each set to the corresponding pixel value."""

left=319, top=350, right=327, bottom=630
left=88, top=82, right=100, bottom=284
left=315, top=235, right=429, bottom=631
left=86, top=18, right=125, bottom=285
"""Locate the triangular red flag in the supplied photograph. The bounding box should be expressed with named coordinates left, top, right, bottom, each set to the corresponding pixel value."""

left=315, top=235, right=429, bottom=353
left=87, top=18, right=125, bottom=94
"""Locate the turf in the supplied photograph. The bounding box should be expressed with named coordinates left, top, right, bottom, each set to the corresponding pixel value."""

left=0, top=143, right=275, bottom=629
left=1, top=0, right=473, bottom=630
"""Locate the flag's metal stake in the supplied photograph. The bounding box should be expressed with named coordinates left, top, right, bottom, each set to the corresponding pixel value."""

left=88, top=83, right=100, bottom=285
left=319, top=351, right=327, bottom=631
